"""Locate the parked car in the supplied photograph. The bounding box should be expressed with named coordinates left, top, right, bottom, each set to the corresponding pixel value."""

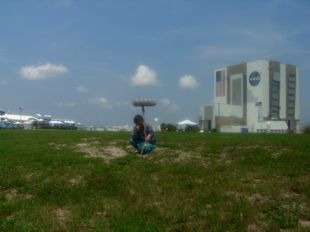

left=0, top=118, right=16, bottom=129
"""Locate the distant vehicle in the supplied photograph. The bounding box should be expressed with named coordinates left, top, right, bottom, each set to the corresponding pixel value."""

left=0, top=118, right=16, bottom=129
left=0, top=117, right=16, bottom=129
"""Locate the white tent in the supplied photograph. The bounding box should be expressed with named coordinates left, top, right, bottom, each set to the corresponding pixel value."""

left=177, top=119, right=197, bottom=126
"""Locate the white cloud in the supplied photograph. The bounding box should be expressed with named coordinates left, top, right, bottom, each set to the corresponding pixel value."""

left=19, top=63, right=69, bottom=80
left=131, top=65, right=158, bottom=86
left=76, top=85, right=88, bottom=93
left=160, top=98, right=179, bottom=111
left=56, top=101, right=76, bottom=108
left=179, top=75, right=199, bottom=89
left=89, top=97, right=111, bottom=109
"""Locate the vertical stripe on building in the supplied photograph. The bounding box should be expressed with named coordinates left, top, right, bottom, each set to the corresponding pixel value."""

left=216, top=70, right=226, bottom=97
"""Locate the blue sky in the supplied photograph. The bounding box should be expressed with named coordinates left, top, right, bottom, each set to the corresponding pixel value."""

left=0, top=0, right=309, bottom=127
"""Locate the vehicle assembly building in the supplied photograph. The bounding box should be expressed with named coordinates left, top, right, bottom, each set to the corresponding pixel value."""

left=202, top=60, right=300, bottom=133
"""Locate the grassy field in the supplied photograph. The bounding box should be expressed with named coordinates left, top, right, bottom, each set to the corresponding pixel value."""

left=0, top=130, right=309, bottom=231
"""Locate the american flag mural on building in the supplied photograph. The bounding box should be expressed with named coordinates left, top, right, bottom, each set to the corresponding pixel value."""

left=216, top=70, right=226, bottom=97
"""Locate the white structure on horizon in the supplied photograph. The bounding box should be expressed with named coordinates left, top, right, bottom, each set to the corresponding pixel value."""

left=0, top=111, right=79, bottom=129
left=202, top=60, right=300, bottom=133
left=1, top=113, right=39, bottom=123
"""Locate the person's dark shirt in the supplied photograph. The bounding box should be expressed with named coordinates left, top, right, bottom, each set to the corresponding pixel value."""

left=132, top=123, right=155, bottom=141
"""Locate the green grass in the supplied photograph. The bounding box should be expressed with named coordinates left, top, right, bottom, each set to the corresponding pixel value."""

left=0, top=130, right=309, bottom=231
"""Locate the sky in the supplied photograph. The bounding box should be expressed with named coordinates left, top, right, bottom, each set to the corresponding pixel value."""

left=0, top=0, right=310, bottom=127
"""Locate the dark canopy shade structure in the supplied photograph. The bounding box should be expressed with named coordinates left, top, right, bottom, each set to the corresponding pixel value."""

left=132, top=99, right=157, bottom=116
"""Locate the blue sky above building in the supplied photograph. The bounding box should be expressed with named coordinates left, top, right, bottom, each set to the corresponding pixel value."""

left=0, top=0, right=309, bottom=126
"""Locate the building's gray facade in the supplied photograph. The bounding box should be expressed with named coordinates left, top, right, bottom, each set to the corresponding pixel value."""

left=202, top=60, right=300, bottom=133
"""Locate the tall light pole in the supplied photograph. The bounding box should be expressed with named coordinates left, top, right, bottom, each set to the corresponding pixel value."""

left=260, top=104, right=262, bottom=130
left=200, top=106, right=204, bottom=132
left=154, top=117, right=159, bottom=131
left=255, top=102, right=262, bottom=132
left=19, top=107, right=23, bottom=122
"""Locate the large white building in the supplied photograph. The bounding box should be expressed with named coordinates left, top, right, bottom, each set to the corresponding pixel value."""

left=202, top=60, right=300, bottom=133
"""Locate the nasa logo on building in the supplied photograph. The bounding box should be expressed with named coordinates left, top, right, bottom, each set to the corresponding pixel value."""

left=249, top=71, right=261, bottom=86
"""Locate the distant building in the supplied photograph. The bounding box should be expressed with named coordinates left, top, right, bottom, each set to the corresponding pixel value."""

left=0, top=113, right=39, bottom=129
left=2, top=113, right=39, bottom=123
left=202, top=60, right=300, bottom=133
left=0, top=111, right=79, bottom=129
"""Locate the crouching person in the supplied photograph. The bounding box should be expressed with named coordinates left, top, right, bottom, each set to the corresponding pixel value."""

left=130, top=114, right=156, bottom=154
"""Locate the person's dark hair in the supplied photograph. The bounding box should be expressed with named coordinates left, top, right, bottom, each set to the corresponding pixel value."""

left=133, top=114, right=144, bottom=124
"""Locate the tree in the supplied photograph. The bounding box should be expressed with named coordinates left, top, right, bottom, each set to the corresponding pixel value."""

left=160, top=123, right=177, bottom=132
left=185, top=125, right=199, bottom=132
left=303, top=125, right=310, bottom=134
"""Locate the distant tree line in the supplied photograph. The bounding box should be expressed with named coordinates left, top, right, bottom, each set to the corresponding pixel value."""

left=160, top=123, right=177, bottom=132
left=184, top=125, right=200, bottom=132
left=160, top=123, right=199, bottom=132
left=303, top=125, right=310, bottom=134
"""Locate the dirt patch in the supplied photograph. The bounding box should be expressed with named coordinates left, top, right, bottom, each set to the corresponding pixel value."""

left=279, top=191, right=299, bottom=199
left=76, top=143, right=127, bottom=161
left=218, top=150, right=232, bottom=165
left=54, top=208, right=72, bottom=228
left=236, top=144, right=291, bottom=159
left=271, top=148, right=290, bottom=159
left=247, top=193, right=269, bottom=204
left=5, top=189, right=17, bottom=201
left=225, top=191, right=270, bottom=205
left=76, top=143, right=101, bottom=157
left=48, top=143, right=67, bottom=150
left=219, top=151, right=228, bottom=160
left=68, top=175, right=83, bottom=186
left=24, top=172, right=35, bottom=181
left=151, top=175, right=159, bottom=182
left=22, top=194, right=33, bottom=200
left=239, top=145, right=261, bottom=150
left=225, top=190, right=242, bottom=199
left=247, top=223, right=262, bottom=232
left=175, top=151, right=192, bottom=162
left=4, top=188, right=34, bottom=201
left=299, top=220, right=310, bottom=228
left=81, top=137, right=98, bottom=142
left=103, top=146, right=127, bottom=159
left=154, top=147, right=169, bottom=153
left=108, top=140, right=124, bottom=145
